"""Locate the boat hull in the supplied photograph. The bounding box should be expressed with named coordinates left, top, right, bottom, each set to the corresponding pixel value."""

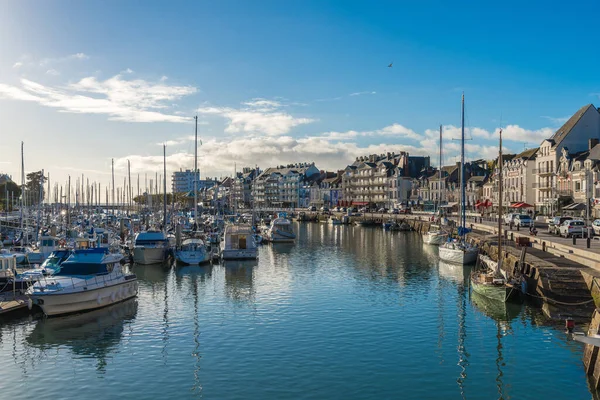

left=133, top=247, right=167, bottom=265
left=175, top=250, right=210, bottom=265
left=471, top=280, right=509, bottom=303
left=30, top=279, right=138, bottom=317
left=221, top=248, right=258, bottom=260
left=439, top=246, right=478, bottom=265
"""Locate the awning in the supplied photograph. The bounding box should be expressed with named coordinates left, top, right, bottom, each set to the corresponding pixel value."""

left=562, top=202, right=586, bottom=211
left=475, top=201, right=482, bottom=207
left=352, top=201, right=369, bottom=206
left=512, top=202, right=533, bottom=208
left=440, top=202, right=458, bottom=208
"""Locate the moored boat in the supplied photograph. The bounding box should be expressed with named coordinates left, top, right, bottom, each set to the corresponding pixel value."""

left=175, top=238, right=210, bottom=265
left=264, top=214, right=296, bottom=243
left=221, top=224, right=258, bottom=260
left=27, top=247, right=138, bottom=316
left=132, top=230, right=170, bottom=264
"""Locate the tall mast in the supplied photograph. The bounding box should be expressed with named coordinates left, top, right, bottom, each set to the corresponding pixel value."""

left=111, top=158, right=115, bottom=216
left=128, top=159, right=132, bottom=215
left=194, top=115, right=198, bottom=228
left=497, top=128, right=503, bottom=270
left=163, top=144, right=167, bottom=232
left=20, top=141, right=24, bottom=234
left=460, top=93, right=466, bottom=235
left=439, top=124, right=443, bottom=210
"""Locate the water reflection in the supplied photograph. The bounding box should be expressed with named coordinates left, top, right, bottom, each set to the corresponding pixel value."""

left=471, top=291, right=522, bottom=400
left=223, top=260, right=257, bottom=306
left=26, top=299, right=138, bottom=372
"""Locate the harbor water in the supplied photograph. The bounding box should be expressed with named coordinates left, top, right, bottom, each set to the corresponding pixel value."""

left=0, top=223, right=594, bottom=399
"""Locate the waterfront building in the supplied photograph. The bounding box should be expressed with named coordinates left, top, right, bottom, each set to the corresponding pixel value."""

left=252, top=163, right=320, bottom=208
left=535, top=104, right=600, bottom=215
left=172, top=169, right=200, bottom=194
left=502, top=147, right=538, bottom=206
left=232, top=167, right=260, bottom=210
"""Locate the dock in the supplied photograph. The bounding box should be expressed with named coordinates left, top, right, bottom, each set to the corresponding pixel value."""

left=0, top=294, right=29, bottom=315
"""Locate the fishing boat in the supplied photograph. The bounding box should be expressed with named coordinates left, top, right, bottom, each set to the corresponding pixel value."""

left=132, top=230, right=170, bottom=264
left=439, top=94, right=478, bottom=265
left=264, top=213, right=296, bottom=243
left=175, top=238, right=210, bottom=265
left=471, top=127, right=523, bottom=303
left=27, top=247, right=138, bottom=316
left=221, top=224, right=258, bottom=260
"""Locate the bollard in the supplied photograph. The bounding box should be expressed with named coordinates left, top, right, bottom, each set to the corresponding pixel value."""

left=588, top=237, right=591, bottom=249
left=510, top=232, right=514, bottom=241
left=573, top=236, right=576, bottom=245
left=517, top=224, right=520, bottom=231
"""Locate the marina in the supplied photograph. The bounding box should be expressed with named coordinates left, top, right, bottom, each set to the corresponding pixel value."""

left=0, top=223, right=594, bottom=399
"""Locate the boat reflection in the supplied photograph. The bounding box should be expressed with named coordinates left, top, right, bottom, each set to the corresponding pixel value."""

left=26, top=299, right=138, bottom=371
left=223, top=259, right=258, bottom=305
left=438, top=260, right=471, bottom=284
left=471, top=290, right=522, bottom=399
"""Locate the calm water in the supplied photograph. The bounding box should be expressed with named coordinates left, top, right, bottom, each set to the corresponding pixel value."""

left=0, top=223, right=594, bottom=399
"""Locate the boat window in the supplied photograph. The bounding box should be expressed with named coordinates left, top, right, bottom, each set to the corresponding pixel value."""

left=55, top=262, right=109, bottom=276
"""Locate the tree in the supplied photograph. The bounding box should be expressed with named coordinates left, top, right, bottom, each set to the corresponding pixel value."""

left=24, top=171, right=45, bottom=205
left=0, top=181, right=21, bottom=211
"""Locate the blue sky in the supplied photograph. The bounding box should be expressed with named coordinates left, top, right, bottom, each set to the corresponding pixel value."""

left=1, top=0, right=599, bottom=192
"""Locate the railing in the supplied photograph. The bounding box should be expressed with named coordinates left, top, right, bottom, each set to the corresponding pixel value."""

left=533, top=167, right=554, bottom=175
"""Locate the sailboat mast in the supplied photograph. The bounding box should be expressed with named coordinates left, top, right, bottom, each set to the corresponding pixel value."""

left=439, top=124, right=443, bottom=210
left=194, top=115, right=198, bottom=228
left=20, top=141, right=24, bottom=234
left=498, top=128, right=503, bottom=267
left=163, top=144, right=167, bottom=232
left=460, top=93, right=466, bottom=234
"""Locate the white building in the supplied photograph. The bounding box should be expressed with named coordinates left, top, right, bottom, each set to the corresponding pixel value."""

left=535, top=104, right=600, bottom=215
left=172, top=169, right=200, bottom=194
left=502, top=147, right=538, bottom=205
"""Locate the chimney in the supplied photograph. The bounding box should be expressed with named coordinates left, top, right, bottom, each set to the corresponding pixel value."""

left=590, top=138, right=599, bottom=150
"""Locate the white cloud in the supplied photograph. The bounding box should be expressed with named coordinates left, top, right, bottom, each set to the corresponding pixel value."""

left=197, top=99, right=314, bottom=136
left=321, top=123, right=421, bottom=141
left=45, top=69, right=60, bottom=76
left=0, top=73, right=197, bottom=123
left=40, top=53, right=89, bottom=66
left=349, top=91, right=376, bottom=96
left=541, top=115, right=569, bottom=125
left=12, top=62, right=23, bottom=69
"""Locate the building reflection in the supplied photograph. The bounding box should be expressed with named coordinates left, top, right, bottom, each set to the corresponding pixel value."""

left=223, top=260, right=258, bottom=306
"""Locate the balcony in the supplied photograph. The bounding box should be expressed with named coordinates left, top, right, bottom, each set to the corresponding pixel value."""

left=533, top=167, right=554, bottom=176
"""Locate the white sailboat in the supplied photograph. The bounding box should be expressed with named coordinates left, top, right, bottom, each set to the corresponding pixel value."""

left=424, top=125, right=449, bottom=245
left=175, top=116, right=211, bottom=265
left=439, top=94, right=478, bottom=264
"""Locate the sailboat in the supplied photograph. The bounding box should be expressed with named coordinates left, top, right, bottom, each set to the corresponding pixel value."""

left=438, top=94, right=478, bottom=264
left=175, top=116, right=210, bottom=265
left=471, top=128, right=522, bottom=302
left=424, top=125, right=449, bottom=245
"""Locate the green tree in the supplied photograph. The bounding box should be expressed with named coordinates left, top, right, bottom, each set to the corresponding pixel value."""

left=24, top=171, right=45, bottom=205
left=0, top=181, right=21, bottom=211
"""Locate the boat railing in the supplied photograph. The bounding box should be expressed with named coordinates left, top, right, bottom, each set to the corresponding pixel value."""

left=35, top=268, right=126, bottom=292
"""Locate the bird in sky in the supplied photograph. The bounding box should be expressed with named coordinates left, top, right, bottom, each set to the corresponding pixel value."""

left=388, top=62, right=393, bottom=68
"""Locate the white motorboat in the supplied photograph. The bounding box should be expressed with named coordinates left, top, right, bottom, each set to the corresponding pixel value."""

left=28, top=235, right=60, bottom=264
left=221, top=224, right=258, bottom=260
left=264, top=214, right=296, bottom=243
left=132, top=230, right=170, bottom=264
left=27, top=247, right=138, bottom=316
left=175, top=238, right=210, bottom=265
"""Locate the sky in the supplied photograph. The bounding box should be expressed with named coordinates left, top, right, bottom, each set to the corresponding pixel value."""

left=1, top=0, right=599, bottom=195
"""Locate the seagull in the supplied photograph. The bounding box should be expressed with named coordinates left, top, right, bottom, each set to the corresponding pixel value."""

left=388, top=62, right=393, bottom=68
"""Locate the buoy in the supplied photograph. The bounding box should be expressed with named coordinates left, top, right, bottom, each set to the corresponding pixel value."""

left=566, top=317, right=575, bottom=333
left=27, top=298, right=33, bottom=310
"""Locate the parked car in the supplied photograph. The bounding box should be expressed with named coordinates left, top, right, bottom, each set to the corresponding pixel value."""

left=358, top=207, right=367, bottom=212
left=378, top=207, right=387, bottom=213
left=548, top=216, right=573, bottom=235
left=320, top=206, right=330, bottom=213
left=389, top=209, right=400, bottom=214
left=513, top=214, right=532, bottom=227
left=398, top=208, right=412, bottom=214
left=559, top=219, right=587, bottom=238
left=592, top=219, right=600, bottom=236
left=308, top=206, right=317, bottom=212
